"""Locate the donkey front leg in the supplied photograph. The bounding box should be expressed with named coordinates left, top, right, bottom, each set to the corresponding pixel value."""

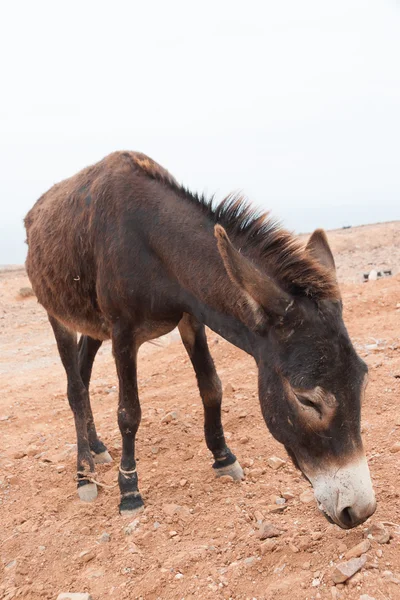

left=78, top=335, right=112, bottom=464
left=112, top=324, right=144, bottom=516
left=48, top=317, right=98, bottom=501
left=178, top=314, right=244, bottom=480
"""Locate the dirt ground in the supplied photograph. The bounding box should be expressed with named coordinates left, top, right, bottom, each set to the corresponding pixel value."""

left=1, top=222, right=400, bottom=600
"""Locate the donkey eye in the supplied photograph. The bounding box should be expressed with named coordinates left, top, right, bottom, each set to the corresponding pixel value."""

left=295, top=393, right=322, bottom=414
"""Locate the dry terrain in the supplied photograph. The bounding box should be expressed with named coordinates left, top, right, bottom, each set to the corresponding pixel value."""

left=1, top=221, right=400, bottom=600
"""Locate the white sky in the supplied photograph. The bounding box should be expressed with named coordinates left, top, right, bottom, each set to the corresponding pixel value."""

left=1, top=0, right=399, bottom=264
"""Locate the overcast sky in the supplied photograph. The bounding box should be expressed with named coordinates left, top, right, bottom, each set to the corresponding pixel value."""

left=1, top=0, right=399, bottom=265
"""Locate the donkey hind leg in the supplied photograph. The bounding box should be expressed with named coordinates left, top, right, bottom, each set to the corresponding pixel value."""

left=48, top=317, right=98, bottom=501
left=112, top=324, right=144, bottom=516
left=78, top=335, right=112, bottom=464
left=178, top=314, right=244, bottom=480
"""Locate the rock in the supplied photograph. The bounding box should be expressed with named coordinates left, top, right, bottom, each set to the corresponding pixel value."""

left=390, top=442, right=400, bottom=453
left=299, top=489, right=314, bottom=504
left=77, top=550, right=95, bottom=563
left=124, top=519, right=140, bottom=535
left=169, top=530, right=178, bottom=537
left=240, top=436, right=249, bottom=444
left=174, top=572, right=184, bottom=580
left=99, top=532, right=111, bottom=543
left=218, top=475, right=234, bottom=483
left=161, top=411, right=178, bottom=424
left=267, top=456, right=286, bottom=470
left=359, top=595, right=376, bottom=600
left=331, top=555, right=367, bottom=584
left=337, top=542, right=347, bottom=554
left=260, top=539, right=278, bottom=553
left=183, top=451, right=194, bottom=461
left=57, top=595, right=93, bottom=600
left=180, top=478, right=187, bottom=487
left=368, top=270, right=378, bottom=281
left=376, top=549, right=383, bottom=558
left=281, top=490, right=295, bottom=500
left=366, top=522, right=390, bottom=544
left=344, top=539, right=371, bottom=559
left=19, top=287, right=35, bottom=298
left=224, top=383, right=235, bottom=394
left=244, top=556, right=256, bottom=566
left=302, top=561, right=311, bottom=570
left=12, top=451, right=26, bottom=460
left=238, top=411, right=247, bottom=419
left=266, top=504, right=286, bottom=513
left=257, top=522, right=282, bottom=540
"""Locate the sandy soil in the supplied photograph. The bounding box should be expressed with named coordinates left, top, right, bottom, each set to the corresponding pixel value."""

left=1, top=222, right=400, bottom=600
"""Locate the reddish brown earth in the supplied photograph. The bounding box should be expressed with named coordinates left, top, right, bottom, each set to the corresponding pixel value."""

left=1, top=222, right=400, bottom=600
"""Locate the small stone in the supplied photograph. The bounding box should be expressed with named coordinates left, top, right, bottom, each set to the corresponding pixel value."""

left=281, top=490, right=295, bottom=500
left=337, top=542, right=347, bottom=554
left=312, top=578, right=320, bottom=587
left=331, top=555, right=367, bottom=584
left=56, top=464, right=66, bottom=473
left=13, top=451, right=26, bottom=460
left=238, top=411, right=247, bottom=419
left=218, top=475, right=234, bottom=483
left=366, top=522, right=390, bottom=544
left=183, top=451, right=194, bottom=461
left=161, top=411, right=178, bottom=424
left=302, top=561, right=311, bottom=570
left=299, top=489, right=314, bottom=504
left=260, top=539, right=278, bottom=553
left=174, top=573, right=184, bottom=580
left=99, top=532, right=111, bottom=543
left=368, top=270, right=378, bottom=281
left=244, top=556, right=256, bottom=566
left=359, top=595, right=376, bottom=600
left=376, top=549, right=383, bottom=558
left=169, top=530, right=178, bottom=537
left=344, top=539, right=371, bottom=559
left=240, top=436, right=249, bottom=444
left=257, top=522, right=282, bottom=540
left=180, top=478, right=187, bottom=487
left=390, top=442, right=400, bottom=453
left=225, top=383, right=235, bottom=394
left=267, top=456, right=286, bottom=470
left=266, top=504, right=287, bottom=513
left=311, top=531, right=323, bottom=541
left=129, top=543, right=141, bottom=554
left=289, top=543, right=299, bottom=553
left=124, top=519, right=140, bottom=535
left=57, top=595, right=93, bottom=600
left=77, top=550, right=95, bottom=563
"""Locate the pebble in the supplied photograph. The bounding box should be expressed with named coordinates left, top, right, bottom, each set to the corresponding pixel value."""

left=161, top=411, right=178, bottom=424
left=180, top=478, right=187, bottom=487
left=390, top=442, right=400, bottom=453
left=124, top=519, right=140, bottom=535
left=218, top=475, right=234, bottom=483
left=359, top=595, right=376, bottom=600
left=162, top=503, right=181, bottom=517
left=266, top=504, right=286, bottom=513
left=366, top=522, right=390, bottom=544
left=257, top=522, right=282, bottom=540
left=299, top=489, right=314, bottom=503
left=77, top=550, right=95, bottom=563
left=174, top=572, right=184, bottom=580
left=331, top=555, right=367, bottom=584
left=344, top=539, right=371, bottom=559
left=281, top=490, right=295, bottom=500
left=57, top=595, right=93, bottom=600
left=225, top=383, right=235, bottom=394
left=13, top=451, right=26, bottom=459
left=99, top=532, right=111, bottom=543
left=267, top=456, right=286, bottom=470
left=260, top=539, right=278, bottom=553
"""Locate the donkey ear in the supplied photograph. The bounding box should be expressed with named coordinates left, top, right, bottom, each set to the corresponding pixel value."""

left=305, top=229, right=336, bottom=273
left=214, top=225, right=293, bottom=327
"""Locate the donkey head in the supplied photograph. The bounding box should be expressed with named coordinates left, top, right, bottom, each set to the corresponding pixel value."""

left=215, top=224, right=376, bottom=529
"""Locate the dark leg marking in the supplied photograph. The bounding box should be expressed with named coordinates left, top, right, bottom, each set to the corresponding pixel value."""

left=78, top=335, right=112, bottom=463
left=112, top=323, right=144, bottom=515
left=178, top=314, right=244, bottom=480
left=49, top=317, right=98, bottom=501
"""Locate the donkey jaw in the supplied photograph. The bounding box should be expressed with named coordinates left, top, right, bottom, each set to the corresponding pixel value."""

left=307, top=455, right=376, bottom=529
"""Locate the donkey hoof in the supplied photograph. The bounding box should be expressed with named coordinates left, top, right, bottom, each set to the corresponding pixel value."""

left=119, top=494, right=144, bottom=517
left=93, top=450, right=113, bottom=464
left=214, top=460, right=244, bottom=481
left=78, top=482, right=98, bottom=502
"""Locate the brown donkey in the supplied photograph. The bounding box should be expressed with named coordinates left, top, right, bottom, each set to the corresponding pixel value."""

left=24, top=151, right=376, bottom=529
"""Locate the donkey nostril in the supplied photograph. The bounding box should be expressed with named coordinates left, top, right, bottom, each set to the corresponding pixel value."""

left=339, top=506, right=354, bottom=528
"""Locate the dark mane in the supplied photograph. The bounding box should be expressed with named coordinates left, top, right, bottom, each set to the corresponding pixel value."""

left=133, top=154, right=339, bottom=300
